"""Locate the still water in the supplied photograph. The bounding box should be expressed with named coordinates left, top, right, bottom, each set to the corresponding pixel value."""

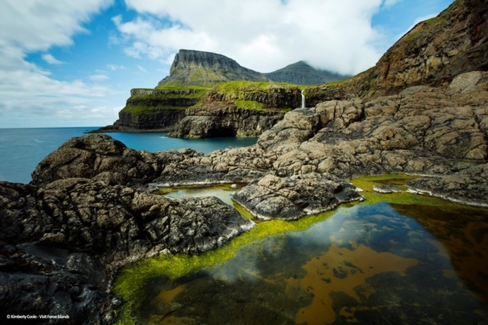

left=114, top=179, right=488, bottom=325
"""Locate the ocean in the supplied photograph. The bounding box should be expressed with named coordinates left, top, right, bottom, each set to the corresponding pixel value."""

left=0, top=127, right=257, bottom=184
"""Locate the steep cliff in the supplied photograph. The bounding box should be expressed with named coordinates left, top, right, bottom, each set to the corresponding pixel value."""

left=168, top=81, right=302, bottom=138
left=96, top=87, right=208, bottom=132
left=157, top=49, right=269, bottom=87
left=306, top=0, right=488, bottom=105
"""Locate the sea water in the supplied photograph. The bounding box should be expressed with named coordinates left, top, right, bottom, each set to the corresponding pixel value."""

left=0, top=128, right=257, bottom=184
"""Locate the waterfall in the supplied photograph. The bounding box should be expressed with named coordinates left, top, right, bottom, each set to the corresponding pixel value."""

left=301, top=90, right=305, bottom=108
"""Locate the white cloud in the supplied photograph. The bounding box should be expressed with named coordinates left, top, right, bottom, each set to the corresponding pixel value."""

left=116, top=0, right=385, bottom=75
left=137, top=65, right=148, bottom=73
left=42, top=53, right=64, bottom=65
left=0, top=0, right=114, bottom=127
left=89, top=74, right=109, bottom=81
left=107, top=64, right=126, bottom=70
left=383, top=0, right=401, bottom=7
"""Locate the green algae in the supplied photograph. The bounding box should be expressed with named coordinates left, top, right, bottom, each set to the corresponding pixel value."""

left=112, top=208, right=336, bottom=324
left=112, top=174, right=488, bottom=324
left=351, top=173, right=488, bottom=214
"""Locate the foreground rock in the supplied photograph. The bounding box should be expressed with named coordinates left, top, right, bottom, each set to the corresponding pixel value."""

left=0, top=178, right=254, bottom=324
left=233, top=173, right=363, bottom=220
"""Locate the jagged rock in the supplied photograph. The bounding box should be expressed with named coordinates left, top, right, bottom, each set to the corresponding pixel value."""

left=0, top=178, right=254, bottom=324
left=233, top=173, right=364, bottom=220
left=30, top=134, right=202, bottom=187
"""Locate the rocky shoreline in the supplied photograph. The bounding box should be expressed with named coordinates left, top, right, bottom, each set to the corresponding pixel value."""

left=1, top=0, right=488, bottom=323
left=2, top=69, right=487, bottom=324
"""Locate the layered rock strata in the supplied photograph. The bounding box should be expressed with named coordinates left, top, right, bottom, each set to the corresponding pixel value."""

left=168, top=83, right=301, bottom=138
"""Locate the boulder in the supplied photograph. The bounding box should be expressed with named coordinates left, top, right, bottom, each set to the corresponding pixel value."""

left=233, top=173, right=364, bottom=220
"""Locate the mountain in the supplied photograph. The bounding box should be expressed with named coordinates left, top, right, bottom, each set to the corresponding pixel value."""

left=157, top=49, right=269, bottom=87
left=264, top=61, right=349, bottom=85
left=157, top=49, right=347, bottom=87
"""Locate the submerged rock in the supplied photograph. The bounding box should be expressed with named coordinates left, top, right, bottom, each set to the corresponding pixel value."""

left=373, top=185, right=404, bottom=194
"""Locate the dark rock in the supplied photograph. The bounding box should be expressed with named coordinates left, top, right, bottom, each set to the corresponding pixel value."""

left=169, top=104, right=285, bottom=138
left=233, top=173, right=364, bottom=220
left=30, top=134, right=202, bottom=187
left=0, top=177, right=254, bottom=323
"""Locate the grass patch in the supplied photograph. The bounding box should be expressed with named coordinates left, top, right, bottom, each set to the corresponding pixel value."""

left=214, top=80, right=304, bottom=94
left=154, top=83, right=212, bottom=91
left=120, top=105, right=187, bottom=115
left=234, top=99, right=264, bottom=110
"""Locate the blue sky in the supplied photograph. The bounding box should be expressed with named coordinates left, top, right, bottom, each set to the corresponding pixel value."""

left=0, top=0, right=454, bottom=128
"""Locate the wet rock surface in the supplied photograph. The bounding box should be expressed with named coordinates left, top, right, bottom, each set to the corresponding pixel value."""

left=0, top=178, right=253, bottom=324
left=233, top=173, right=363, bottom=220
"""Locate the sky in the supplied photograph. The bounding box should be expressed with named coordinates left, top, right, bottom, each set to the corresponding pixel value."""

left=0, top=0, right=454, bottom=128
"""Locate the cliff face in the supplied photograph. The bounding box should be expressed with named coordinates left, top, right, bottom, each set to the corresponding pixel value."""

left=108, top=88, right=205, bottom=131
left=168, top=82, right=302, bottom=138
left=265, top=61, right=349, bottom=85
left=306, top=0, right=488, bottom=104
left=157, top=49, right=269, bottom=87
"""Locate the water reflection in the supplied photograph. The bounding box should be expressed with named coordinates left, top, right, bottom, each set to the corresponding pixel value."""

left=163, top=184, right=244, bottom=206
left=120, top=201, right=488, bottom=325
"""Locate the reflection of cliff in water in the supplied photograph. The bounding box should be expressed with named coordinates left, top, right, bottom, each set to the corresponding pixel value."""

left=118, top=201, right=488, bottom=325
left=391, top=203, right=488, bottom=303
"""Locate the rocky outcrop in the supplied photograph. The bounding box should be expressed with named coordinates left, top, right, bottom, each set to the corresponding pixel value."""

left=30, top=134, right=202, bottom=187
left=256, top=72, right=488, bottom=180
left=153, top=71, right=488, bottom=208
left=1, top=135, right=255, bottom=324
left=407, top=164, right=488, bottom=207
left=233, top=173, right=363, bottom=220
left=264, top=60, right=350, bottom=85
left=168, top=104, right=284, bottom=138
left=306, top=0, right=488, bottom=104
